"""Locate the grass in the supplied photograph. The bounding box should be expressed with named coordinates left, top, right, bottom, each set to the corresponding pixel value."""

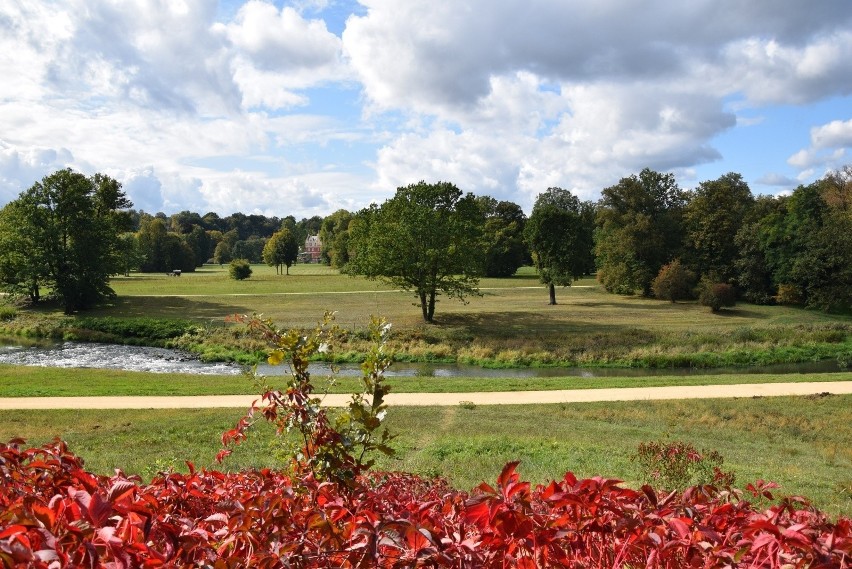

left=2, top=395, right=849, bottom=517
left=1, top=264, right=831, bottom=369
left=0, top=364, right=850, bottom=396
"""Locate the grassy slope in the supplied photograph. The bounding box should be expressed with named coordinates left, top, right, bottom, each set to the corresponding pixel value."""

left=1, top=364, right=850, bottom=396
left=2, top=395, right=849, bottom=517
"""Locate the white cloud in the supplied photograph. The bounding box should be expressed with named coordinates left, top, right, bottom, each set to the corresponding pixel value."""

left=788, top=119, right=852, bottom=171
left=0, top=141, right=75, bottom=202
left=1, top=0, right=851, bottom=217
left=811, top=119, right=852, bottom=149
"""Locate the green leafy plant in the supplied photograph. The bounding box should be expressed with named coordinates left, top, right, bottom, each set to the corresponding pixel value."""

left=219, top=312, right=395, bottom=485
left=228, top=258, right=252, bottom=280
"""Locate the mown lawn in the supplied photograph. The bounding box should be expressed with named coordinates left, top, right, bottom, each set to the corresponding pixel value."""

left=2, top=394, right=849, bottom=517
left=0, top=364, right=850, bottom=396
left=92, top=265, right=852, bottom=368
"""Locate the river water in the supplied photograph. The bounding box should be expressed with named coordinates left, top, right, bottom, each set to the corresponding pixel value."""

left=0, top=340, right=843, bottom=378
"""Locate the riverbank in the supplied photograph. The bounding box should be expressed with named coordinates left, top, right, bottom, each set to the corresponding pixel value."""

left=2, top=306, right=852, bottom=370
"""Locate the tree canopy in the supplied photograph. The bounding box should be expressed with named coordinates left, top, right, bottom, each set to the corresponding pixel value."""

left=524, top=187, right=593, bottom=305
left=263, top=228, right=299, bottom=274
left=595, top=169, right=685, bottom=296
left=346, top=181, right=485, bottom=323
left=0, top=168, right=132, bottom=313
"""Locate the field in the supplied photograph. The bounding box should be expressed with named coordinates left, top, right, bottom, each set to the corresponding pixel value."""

left=2, top=264, right=852, bottom=520
left=84, top=264, right=852, bottom=368
left=1, top=395, right=850, bottom=517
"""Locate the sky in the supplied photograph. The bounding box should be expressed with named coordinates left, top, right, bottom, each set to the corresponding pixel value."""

left=1, top=0, right=851, bottom=218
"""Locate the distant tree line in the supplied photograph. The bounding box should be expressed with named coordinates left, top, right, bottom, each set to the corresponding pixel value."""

left=1, top=165, right=848, bottom=316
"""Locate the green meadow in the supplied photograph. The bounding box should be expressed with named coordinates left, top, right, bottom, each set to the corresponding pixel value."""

left=2, top=395, right=849, bottom=517
left=65, top=264, right=852, bottom=368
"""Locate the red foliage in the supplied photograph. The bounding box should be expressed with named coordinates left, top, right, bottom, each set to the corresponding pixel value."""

left=2, top=439, right=850, bottom=568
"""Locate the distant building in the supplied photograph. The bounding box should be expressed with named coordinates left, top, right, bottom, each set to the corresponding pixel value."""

left=304, top=235, right=322, bottom=263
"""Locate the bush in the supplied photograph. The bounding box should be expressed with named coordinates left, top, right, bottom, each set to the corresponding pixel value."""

left=0, top=305, right=17, bottom=321
left=2, top=440, right=848, bottom=568
left=228, top=258, right=252, bottom=280
left=776, top=283, right=804, bottom=305
left=631, top=440, right=735, bottom=490
left=699, top=281, right=736, bottom=312
left=651, top=259, right=695, bottom=302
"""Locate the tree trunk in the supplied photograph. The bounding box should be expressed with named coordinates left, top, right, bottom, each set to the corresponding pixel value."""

left=427, top=289, right=436, bottom=322
left=548, top=283, right=557, bottom=305
left=419, top=290, right=430, bottom=322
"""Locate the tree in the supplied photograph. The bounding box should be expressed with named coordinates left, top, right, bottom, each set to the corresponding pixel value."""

left=524, top=188, right=591, bottom=305
left=346, top=181, right=485, bottom=323
left=476, top=197, right=528, bottom=277
left=213, top=241, right=232, bottom=266
left=263, top=228, right=299, bottom=274
left=651, top=259, right=695, bottom=302
left=683, top=172, right=754, bottom=283
left=0, top=169, right=132, bottom=313
left=116, top=233, right=144, bottom=277
left=595, top=169, right=686, bottom=295
left=319, top=209, right=353, bottom=268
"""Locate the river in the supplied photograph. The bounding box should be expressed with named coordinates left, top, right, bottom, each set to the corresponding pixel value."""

left=0, top=340, right=843, bottom=378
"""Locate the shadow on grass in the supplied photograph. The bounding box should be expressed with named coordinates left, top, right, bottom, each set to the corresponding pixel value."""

left=93, top=296, right=253, bottom=322
left=436, top=310, right=640, bottom=339
left=707, top=308, right=770, bottom=319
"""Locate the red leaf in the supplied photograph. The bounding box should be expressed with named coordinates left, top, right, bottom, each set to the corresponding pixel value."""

left=668, top=517, right=692, bottom=540
left=497, top=461, right=521, bottom=491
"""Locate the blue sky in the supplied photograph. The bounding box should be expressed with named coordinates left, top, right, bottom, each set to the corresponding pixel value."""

left=1, top=0, right=850, bottom=217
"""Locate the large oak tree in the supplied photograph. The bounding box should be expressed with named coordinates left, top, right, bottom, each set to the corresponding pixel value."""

left=346, top=181, right=485, bottom=323
left=0, top=169, right=132, bottom=313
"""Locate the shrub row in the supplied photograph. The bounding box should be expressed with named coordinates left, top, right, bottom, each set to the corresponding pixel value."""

left=1, top=439, right=849, bottom=568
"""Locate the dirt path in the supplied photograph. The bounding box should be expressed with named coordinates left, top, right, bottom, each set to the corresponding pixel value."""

left=0, top=381, right=849, bottom=409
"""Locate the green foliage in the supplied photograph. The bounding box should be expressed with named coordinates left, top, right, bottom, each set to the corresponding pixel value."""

left=346, top=181, right=485, bottom=322
left=631, top=440, right=735, bottom=491
left=220, top=313, right=395, bottom=484
left=228, top=259, right=252, bottom=280
left=318, top=209, right=353, bottom=268
left=651, top=259, right=695, bottom=302
left=476, top=197, right=528, bottom=277
left=0, top=305, right=17, bottom=321
left=525, top=187, right=593, bottom=304
left=262, top=228, right=298, bottom=274
left=684, top=172, right=754, bottom=283
left=595, top=168, right=686, bottom=296
left=136, top=216, right=196, bottom=273
left=776, top=283, right=804, bottom=306
left=213, top=241, right=232, bottom=265
left=72, top=316, right=198, bottom=341
left=0, top=169, right=132, bottom=313
left=699, top=281, right=737, bottom=312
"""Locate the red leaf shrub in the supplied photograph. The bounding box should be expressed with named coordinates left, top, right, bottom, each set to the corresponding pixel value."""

left=2, top=439, right=850, bottom=568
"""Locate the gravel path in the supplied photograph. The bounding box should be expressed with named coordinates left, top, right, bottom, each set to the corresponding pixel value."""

left=1, top=381, right=850, bottom=409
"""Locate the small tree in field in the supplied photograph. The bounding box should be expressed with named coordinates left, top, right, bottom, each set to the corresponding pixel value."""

left=229, top=259, right=252, bottom=280
left=699, top=280, right=736, bottom=312
left=651, top=259, right=695, bottom=302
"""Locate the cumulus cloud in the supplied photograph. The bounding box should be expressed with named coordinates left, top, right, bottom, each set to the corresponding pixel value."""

left=1, top=0, right=851, bottom=217
left=344, top=0, right=851, bottom=207
left=788, top=119, right=852, bottom=172
left=0, top=140, right=75, bottom=202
